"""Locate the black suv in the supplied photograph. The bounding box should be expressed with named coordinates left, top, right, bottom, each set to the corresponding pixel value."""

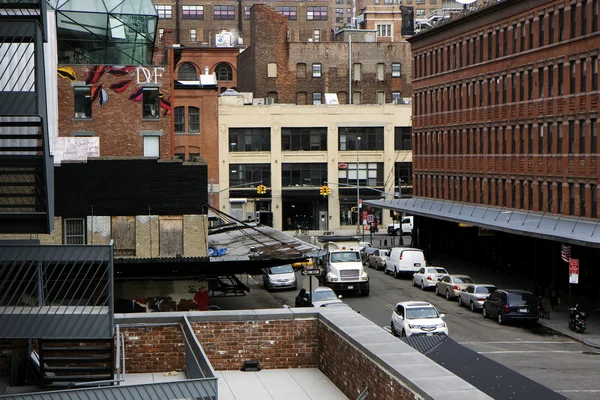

left=482, top=289, right=539, bottom=325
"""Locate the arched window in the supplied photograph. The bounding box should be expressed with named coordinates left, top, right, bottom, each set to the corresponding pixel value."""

left=215, top=63, right=233, bottom=81
left=178, top=62, right=197, bottom=80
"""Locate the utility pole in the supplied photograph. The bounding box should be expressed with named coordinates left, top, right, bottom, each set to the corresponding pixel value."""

left=356, top=136, right=361, bottom=234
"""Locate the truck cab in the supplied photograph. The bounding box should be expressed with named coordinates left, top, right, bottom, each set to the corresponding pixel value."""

left=387, top=216, right=413, bottom=236
left=319, top=239, right=370, bottom=296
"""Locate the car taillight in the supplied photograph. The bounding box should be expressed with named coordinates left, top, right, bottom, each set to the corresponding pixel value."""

left=477, top=297, right=486, bottom=301
left=504, top=305, right=509, bottom=313
left=537, top=305, right=541, bottom=313
left=399, top=253, right=403, bottom=260
left=453, top=285, right=460, bottom=290
left=427, top=275, right=432, bottom=281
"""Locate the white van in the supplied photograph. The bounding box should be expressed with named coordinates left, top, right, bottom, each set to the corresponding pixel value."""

left=385, top=247, right=426, bottom=278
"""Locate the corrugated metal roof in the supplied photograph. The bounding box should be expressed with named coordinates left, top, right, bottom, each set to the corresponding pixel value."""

left=365, top=197, right=600, bottom=248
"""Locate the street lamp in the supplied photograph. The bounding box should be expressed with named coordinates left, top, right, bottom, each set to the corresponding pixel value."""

left=356, top=136, right=361, bottom=234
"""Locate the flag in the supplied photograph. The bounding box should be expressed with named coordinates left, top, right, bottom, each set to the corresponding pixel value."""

left=561, top=243, right=571, bottom=263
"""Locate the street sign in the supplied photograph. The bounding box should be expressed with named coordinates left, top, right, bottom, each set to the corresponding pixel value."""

left=367, top=214, right=374, bottom=223
left=302, top=268, right=321, bottom=276
left=569, top=259, right=579, bottom=284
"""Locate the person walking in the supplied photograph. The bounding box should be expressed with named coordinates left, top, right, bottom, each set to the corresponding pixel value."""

left=549, top=283, right=559, bottom=311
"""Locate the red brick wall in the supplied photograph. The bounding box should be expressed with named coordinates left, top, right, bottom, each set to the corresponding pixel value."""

left=191, top=320, right=319, bottom=370
left=56, top=64, right=173, bottom=159
left=318, top=323, right=417, bottom=400
left=121, top=326, right=186, bottom=373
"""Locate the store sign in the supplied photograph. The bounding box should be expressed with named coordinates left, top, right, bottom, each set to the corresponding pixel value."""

left=338, top=163, right=348, bottom=169
left=136, top=67, right=165, bottom=84
left=569, top=259, right=579, bottom=284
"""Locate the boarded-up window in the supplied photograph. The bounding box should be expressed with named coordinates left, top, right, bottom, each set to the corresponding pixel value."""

left=337, top=91, right=347, bottom=104
left=112, top=216, right=135, bottom=257
left=377, top=91, right=385, bottom=104
left=353, top=63, right=361, bottom=81
left=296, top=91, right=307, bottom=105
left=296, top=63, right=306, bottom=78
left=377, top=63, right=384, bottom=81
left=159, top=217, right=183, bottom=257
left=352, top=91, right=361, bottom=104
left=64, top=218, right=85, bottom=244
left=267, top=63, right=277, bottom=78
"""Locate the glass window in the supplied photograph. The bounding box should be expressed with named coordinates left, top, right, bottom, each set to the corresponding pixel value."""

left=189, top=107, right=200, bottom=133
left=312, top=63, right=322, bottom=78
left=392, top=63, right=401, bottom=77
left=282, top=127, right=327, bottom=151
left=314, top=29, right=320, bottom=42
left=64, top=219, right=85, bottom=244
left=281, top=163, right=327, bottom=187
left=229, top=164, right=271, bottom=186
left=307, top=6, right=327, bottom=20
left=214, top=5, right=235, bottom=20
left=74, top=86, right=92, bottom=119
left=580, top=120, right=586, bottom=153
left=377, top=24, right=391, bottom=37
left=143, top=136, right=159, bottom=157
left=558, top=63, right=564, bottom=95
left=570, top=60, right=576, bottom=94
left=174, top=106, right=184, bottom=133
left=229, top=128, right=271, bottom=152
left=338, top=127, right=384, bottom=150
left=312, top=92, right=322, bottom=105
left=155, top=4, right=172, bottom=19
left=190, top=28, right=197, bottom=43
left=142, top=88, right=160, bottom=119
left=276, top=6, right=297, bottom=20
left=339, top=162, right=384, bottom=187
left=592, top=56, right=598, bottom=90
left=581, top=59, right=587, bottom=92
left=182, top=5, right=203, bottom=19
left=392, top=91, right=402, bottom=104
left=178, top=62, right=197, bottom=80
left=216, top=63, right=233, bottom=81
left=395, top=127, right=412, bottom=150
left=245, top=6, right=251, bottom=20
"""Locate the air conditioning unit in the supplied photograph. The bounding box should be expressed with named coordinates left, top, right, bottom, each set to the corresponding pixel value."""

left=264, top=98, right=274, bottom=105
left=392, top=98, right=402, bottom=104
left=252, top=98, right=265, bottom=105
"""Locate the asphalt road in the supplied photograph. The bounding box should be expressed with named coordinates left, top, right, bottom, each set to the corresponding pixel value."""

left=224, top=236, right=600, bottom=400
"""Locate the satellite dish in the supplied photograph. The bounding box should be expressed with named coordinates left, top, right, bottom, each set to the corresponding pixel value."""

left=455, top=0, right=476, bottom=3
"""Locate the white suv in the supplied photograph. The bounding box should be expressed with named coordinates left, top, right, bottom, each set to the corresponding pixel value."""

left=390, top=301, right=448, bottom=338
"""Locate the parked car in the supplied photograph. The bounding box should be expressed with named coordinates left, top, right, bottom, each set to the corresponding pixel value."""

left=412, top=266, right=449, bottom=290
left=367, top=249, right=390, bottom=271
left=295, top=287, right=343, bottom=308
left=482, top=289, right=539, bottom=325
left=458, top=284, right=497, bottom=312
left=387, top=216, right=414, bottom=236
left=390, top=301, right=448, bottom=338
left=435, top=274, right=474, bottom=300
left=361, top=246, right=378, bottom=266
left=262, top=264, right=297, bottom=291
left=385, top=247, right=426, bottom=278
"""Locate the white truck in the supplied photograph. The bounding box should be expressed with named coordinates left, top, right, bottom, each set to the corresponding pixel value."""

left=387, top=216, right=413, bottom=236
left=316, top=236, right=370, bottom=296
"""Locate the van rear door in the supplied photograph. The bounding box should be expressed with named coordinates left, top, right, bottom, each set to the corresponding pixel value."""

left=403, top=250, right=424, bottom=270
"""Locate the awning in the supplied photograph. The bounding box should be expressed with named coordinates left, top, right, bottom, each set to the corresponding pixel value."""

left=364, top=197, right=600, bottom=248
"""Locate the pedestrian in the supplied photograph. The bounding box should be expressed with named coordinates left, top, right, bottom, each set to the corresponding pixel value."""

left=549, top=284, right=559, bottom=311
left=369, top=223, right=376, bottom=241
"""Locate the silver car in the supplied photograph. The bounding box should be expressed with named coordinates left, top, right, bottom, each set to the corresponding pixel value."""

left=262, top=264, right=297, bottom=291
left=458, top=284, right=497, bottom=312
left=412, top=266, right=449, bottom=290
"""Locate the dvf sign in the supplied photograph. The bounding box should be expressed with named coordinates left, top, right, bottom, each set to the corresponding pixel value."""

left=136, top=67, right=165, bottom=84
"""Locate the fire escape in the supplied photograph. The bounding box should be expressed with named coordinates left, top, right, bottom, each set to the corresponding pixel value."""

left=0, top=0, right=54, bottom=234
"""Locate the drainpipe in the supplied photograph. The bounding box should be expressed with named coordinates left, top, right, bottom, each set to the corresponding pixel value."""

left=348, top=34, right=352, bottom=104
left=175, top=0, right=180, bottom=44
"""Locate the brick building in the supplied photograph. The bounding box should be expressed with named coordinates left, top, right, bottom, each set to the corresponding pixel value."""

left=238, top=4, right=413, bottom=104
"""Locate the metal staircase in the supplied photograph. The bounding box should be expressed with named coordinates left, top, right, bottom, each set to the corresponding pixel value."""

left=0, top=0, right=54, bottom=234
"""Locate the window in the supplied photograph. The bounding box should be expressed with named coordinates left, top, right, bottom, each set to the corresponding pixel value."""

left=64, top=219, right=85, bottom=244
left=394, top=127, right=412, bottom=150
left=155, top=4, right=172, bottom=19
left=377, top=63, right=384, bottom=81
left=558, top=123, right=563, bottom=153
left=392, top=63, right=401, bottom=77
left=392, top=92, right=402, bottom=104
left=74, top=86, right=92, bottom=119
left=520, top=23, right=526, bottom=51
left=547, top=123, right=553, bottom=153
left=158, top=28, right=164, bottom=42
left=189, top=107, right=199, bottom=133
left=571, top=4, right=577, bottom=38
left=519, top=71, right=524, bottom=101
left=178, top=62, right=196, bottom=80
left=569, top=120, right=575, bottom=153
left=314, top=29, right=320, bottom=42
left=582, top=1, right=588, bottom=36
left=570, top=60, right=576, bottom=94
left=529, top=18, right=534, bottom=49
left=593, top=56, right=598, bottom=90
left=559, top=8, right=564, bottom=40
left=282, top=163, right=327, bottom=187
left=377, top=24, right=392, bottom=37
left=338, top=127, right=384, bottom=151
left=580, top=120, right=586, bottom=153
left=352, top=91, right=361, bottom=104
left=549, top=12, right=555, bottom=44
left=377, top=91, right=385, bottom=104
left=215, top=63, right=233, bottom=81
left=594, top=0, right=599, bottom=32
left=307, top=6, right=327, bottom=20
left=569, top=183, right=575, bottom=215
left=548, top=65, right=554, bottom=96
left=276, top=6, right=297, bottom=20
left=245, top=6, right=251, bottom=20
left=189, top=28, right=197, bottom=43
left=538, top=125, right=544, bottom=153
left=174, top=107, right=184, bottom=133
left=312, top=92, right=322, bottom=105
left=539, top=15, right=544, bottom=46
left=339, top=162, right=383, bottom=187
left=229, top=128, right=271, bottom=152
left=214, top=5, right=234, bottom=20
left=182, top=5, right=203, bottom=19
left=282, top=127, right=327, bottom=151
left=142, top=88, right=160, bottom=119
left=312, top=63, right=322, bottom=78
left=592, top=119, right=598, bottom=153
left=353, top=63, right=361, bottom=81
left=229, top=164, right=271, bottom=186
left=581, top=59, right=587, bottom=92
left=143, top=136, right=160, bottom=157
left=558, top=63, right=564, bottom=95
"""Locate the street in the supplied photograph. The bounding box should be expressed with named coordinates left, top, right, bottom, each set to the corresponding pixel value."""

left=232, top=235, right=600, bottom=400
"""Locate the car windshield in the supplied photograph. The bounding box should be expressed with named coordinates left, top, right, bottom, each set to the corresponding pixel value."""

left=406, top=307, right=439, bottom=319
left=476, top=286, right=497, bottom=294
left=270, top=265, right=294, bottom=274
left=331, top=252, right=360, bottom=262
left=381, top=250, right=389, bottom=257
left=429, top=268, right=447, bottom=274
left=454, top=276, right=474, bottom=284
left=312, top=290, right=338, bottom=302
left=508, top=293, right=536, bottom=306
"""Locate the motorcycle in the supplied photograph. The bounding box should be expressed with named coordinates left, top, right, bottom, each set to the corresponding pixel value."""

left=568, top=303, right=587, bottom=333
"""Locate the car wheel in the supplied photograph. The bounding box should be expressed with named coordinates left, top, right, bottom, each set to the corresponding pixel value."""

left=420, top=280, right=425, bottom=290
left=400, top=328, right=406, bottom=338
left=394, top=228, right=401, bottom=236
left=445, top=290, right=451, bottom=301
left=497, top=312, right=504, bottom=325
left=383, top=265, right=388, bottom=275
left=435, top=286, right=440, bottom=296
left=394, top=267, right=400, bottom=279
left=470, top=301, right=476, bottom=312
left=482, top=307, right=488, bottom=318
left=458, top=296, right=463, bottom=307
left=390, top=322, right=397, bottom=336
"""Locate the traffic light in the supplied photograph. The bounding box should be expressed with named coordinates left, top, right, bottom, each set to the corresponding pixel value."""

left=256, top=184, right=267, bottom=194
left=320, top=185, right=330, bottom=197
left=319, top=186, right=325, bottom=196
left=325, top=186, right=331, bottom=196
